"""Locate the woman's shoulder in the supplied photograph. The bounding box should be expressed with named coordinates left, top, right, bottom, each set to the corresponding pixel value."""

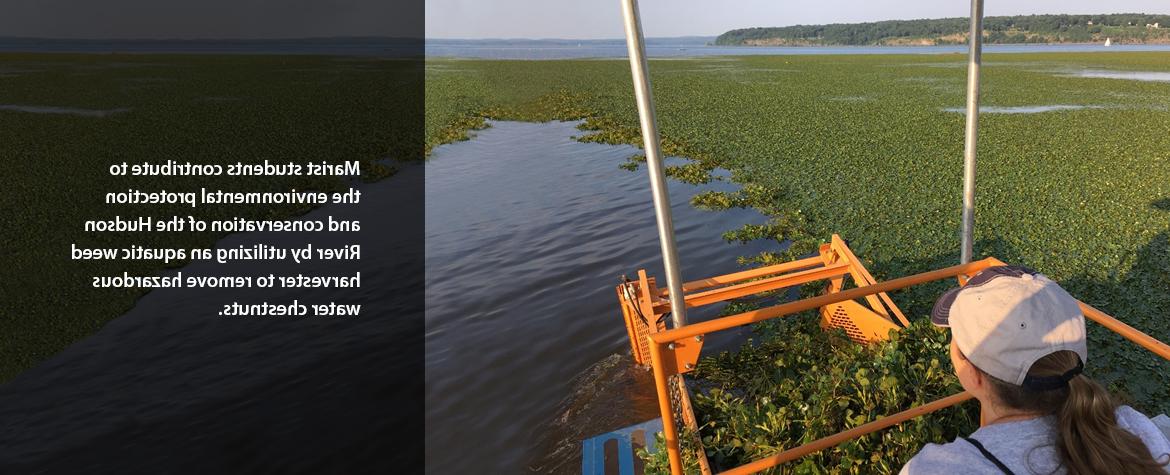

left=901, top=407, right=1170, bottom=475
left=1115, top=405, right=1170, bottom=457
left=1116, top=405, right=1165, bottom=438
left=899, top=439, right=1003, bottom=475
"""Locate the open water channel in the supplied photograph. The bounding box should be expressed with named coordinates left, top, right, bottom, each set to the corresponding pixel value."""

left=425, top=121, right=778, bottom=473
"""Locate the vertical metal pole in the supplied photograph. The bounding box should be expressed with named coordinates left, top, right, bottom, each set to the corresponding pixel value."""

left=620, top=0, right=687, bottom=327
left=960, top=0, right=984, bottom=264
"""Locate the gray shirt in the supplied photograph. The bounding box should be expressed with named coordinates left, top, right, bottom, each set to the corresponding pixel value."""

left=901, top=406, right=1170, bottom=474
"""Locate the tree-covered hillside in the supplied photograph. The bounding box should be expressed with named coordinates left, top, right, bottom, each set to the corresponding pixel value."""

left=715, top=13, right=1170, bottom=46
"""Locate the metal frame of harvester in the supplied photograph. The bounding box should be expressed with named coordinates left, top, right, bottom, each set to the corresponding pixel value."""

left=604, top=0, right=1170, bottom=473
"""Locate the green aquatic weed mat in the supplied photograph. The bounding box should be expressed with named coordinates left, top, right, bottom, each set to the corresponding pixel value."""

left=639, top=315, right=978, bottom=474
left=427, top=52, right=1170, bottom=417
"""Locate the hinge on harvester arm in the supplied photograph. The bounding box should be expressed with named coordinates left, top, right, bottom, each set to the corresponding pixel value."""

left=652, top=333, right=705, bottom=376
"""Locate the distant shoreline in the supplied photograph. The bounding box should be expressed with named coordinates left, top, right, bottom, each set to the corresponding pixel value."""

left=423, top=41, right=1170, bottom=60
left=726, top=39, right=1170, bottom=48
left=715, top=13, right=1170, bottom=47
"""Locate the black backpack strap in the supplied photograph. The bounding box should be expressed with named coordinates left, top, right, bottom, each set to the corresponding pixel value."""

left=961, top=436, right=1016, bottom=475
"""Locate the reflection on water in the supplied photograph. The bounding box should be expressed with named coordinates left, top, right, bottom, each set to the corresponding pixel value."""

left=1070, top=70, right=1170, bottom=82
left=0, top=104, right=131, bottom=117
left=425, top=121, right=775, bottom=474
left=0, top=166, right=423, bottom=472
left=942, top=104, right=1103, bottom=114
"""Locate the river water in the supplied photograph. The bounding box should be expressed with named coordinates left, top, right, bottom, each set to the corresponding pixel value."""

left=0, top=119, right=773, bottom=474
left=426, top=38, right=1170, bottom=60
left=424, top=121, right=775, bottom=474
left=0, top=165, right=424, bottom=472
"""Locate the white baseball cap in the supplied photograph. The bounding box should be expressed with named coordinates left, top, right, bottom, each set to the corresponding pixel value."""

left=931, top=266, right=1087, bottom=388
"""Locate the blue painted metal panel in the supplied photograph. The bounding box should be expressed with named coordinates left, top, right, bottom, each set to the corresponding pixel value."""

left=582, top=418, right=663, bottom=475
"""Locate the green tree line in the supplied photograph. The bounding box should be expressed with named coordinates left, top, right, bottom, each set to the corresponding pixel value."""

left=715, top=13, right=1170, bottom=45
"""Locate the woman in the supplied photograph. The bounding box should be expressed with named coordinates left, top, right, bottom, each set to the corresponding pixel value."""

left=901, top=266, right=1170, bottom=474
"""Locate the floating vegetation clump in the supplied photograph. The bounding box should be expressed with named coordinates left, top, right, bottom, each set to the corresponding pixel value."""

left=426, top=114, right=489, bottom=155
left=619, top=154, right=646, bottom=171
left=664, top=161, right=714, bottom=185
left=640, top=315, right=979, bottom=473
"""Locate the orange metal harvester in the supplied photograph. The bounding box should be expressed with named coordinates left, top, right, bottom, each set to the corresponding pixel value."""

left=614, top=234, right=912, bottom=475
left=618, top=235, right=907, bottom=368
left=615, top=248, right=1170, bottom=475
left=591, top=0, right=1170, bottom=474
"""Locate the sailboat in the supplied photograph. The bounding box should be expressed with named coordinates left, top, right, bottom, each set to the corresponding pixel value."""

left=1105, top=37, right=1113, bottom=47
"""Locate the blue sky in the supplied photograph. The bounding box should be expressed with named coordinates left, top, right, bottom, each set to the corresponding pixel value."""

left=426, top=0, right=1169, bottom=39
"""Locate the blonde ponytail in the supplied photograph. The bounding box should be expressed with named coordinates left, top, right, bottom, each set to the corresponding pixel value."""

left=983, top=351, right=1169, bottom=475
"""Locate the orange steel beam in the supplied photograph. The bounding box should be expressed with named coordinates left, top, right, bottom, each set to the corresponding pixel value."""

left=1080, top=301, right=1170, bottom=361
left=655, top=262, right=851, bottom=312
left=648, top=339, right=685, bottom=474
left=718, top=391, right=975, bottom=475
left=848, top=264, right=891, bottom=319
left=830, top=235, right=911, bottom=327
left=829, top=237, right=890, bottom=320
left=673, top=255, right=826, bottom=294
left=651, top=258, right=1001, bottom=345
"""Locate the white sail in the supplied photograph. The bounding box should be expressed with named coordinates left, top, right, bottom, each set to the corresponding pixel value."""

left=1105, top=38, right=1113, bottom=47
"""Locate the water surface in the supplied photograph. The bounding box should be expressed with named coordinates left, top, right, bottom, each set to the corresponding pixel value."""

left=425, top=121, right=775, bottom=474
left=942, top=105, right=1103, bottom=114
left=0, top=166, right=423, bottom=472
left=0, top=104, right=130, bottom=117
left=426, top=38, right=1170, bottom=59
left=1070, top=70, right=1170, bottom=82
